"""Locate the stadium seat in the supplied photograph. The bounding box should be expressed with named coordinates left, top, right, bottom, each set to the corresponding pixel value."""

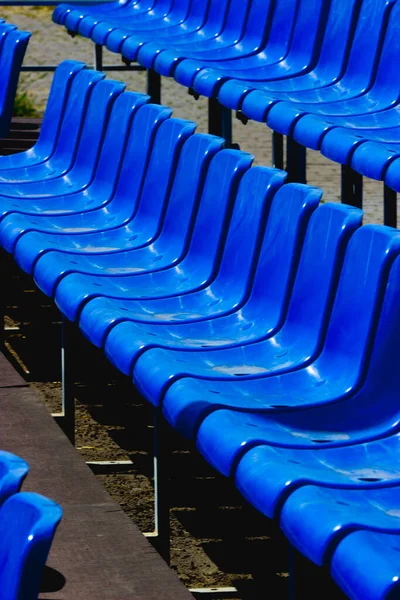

left=0, top=492, right=62, bottom=600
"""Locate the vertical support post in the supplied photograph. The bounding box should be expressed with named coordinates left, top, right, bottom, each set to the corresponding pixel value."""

left=94, top=43, right=103, bottom=71
left=61, top=316, right=75, bottom=444
left=153, top=407, right=171, bottom=564
left=272, top=131, right=284, bottom=170
left=147, top=69, right=161, bottom=104
left=341, top=165, right=363, bottom=209
left=0, top=250, right=8, bottom=352
left=286, top=137, right=306, bottom=184
left=384, top=185, right=397, bottom=228
left=208, top=98, right=233, bottom=147
left=221, top=105, right=232, bottom=148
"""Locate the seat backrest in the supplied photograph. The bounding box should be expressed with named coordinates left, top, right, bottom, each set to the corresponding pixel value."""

left=285, top=0, right=332, bottom=69
left=283, top=202, right=362, bottom=344
left=0, top=29, right=31, bottom=138
left=311, top=0, right=363, bottom=79
left=248, top=183, right=322, bottom=325
left=184, top=149, right=253, bottom=274
left=156, top=132, right=224, bottom=243
left=0, top=451, right=28, bottom=506
left=317, top=225, right=400, bottom=380
left=130, top=117, right=196, bottom=230
left=213, top=165, right=287, bottom=293
left=51, top=69, right=105, bottom=161
left=90, top=90, right=150, bottom=196
left=0, top=492, right=62, bottom=600
left=114, top=103, right=173, bottom=216
left=253, top=0, right=298, bottom=56
left=70, top=79, right=126, bottom=176
left=341, top=0, right=396, bottom=85
left=35, top=61, right=86, bottom=155
left=370, top=0, right=400, bottom=93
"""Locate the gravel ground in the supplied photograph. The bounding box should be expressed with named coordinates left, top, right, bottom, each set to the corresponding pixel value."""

left=1, top=5, right=392, bottom=225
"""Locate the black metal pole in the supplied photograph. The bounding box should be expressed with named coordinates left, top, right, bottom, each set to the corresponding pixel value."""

left=286, top=137, right=306, bottom=184
left=208, top=98, right=233, bottom=147
left=341, top=165, right=363, bottom=209
left=94, top=43, right=103, bottom=71
left=59, top=316, right=75, bottom=444
left=384, top=184, right=397, bottom=228
left=153, top=408, right=171, bottom=564
left=272, top=131, right=284, bottom=170
left=147, top=69, right=161, bottom=104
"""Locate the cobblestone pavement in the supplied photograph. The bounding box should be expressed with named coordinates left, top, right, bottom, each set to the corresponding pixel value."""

left=1, top=6, right=392, bottom=225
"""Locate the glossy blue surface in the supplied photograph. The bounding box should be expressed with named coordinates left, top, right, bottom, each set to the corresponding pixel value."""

left=132, top=202, right=361, bottom=407
left=0, top=26, right=31, bottom=138
left=0, top=60, right=85, bottom=175
left=53, top=0, right=400, bottom=188
left=331, top=531, right=400, bottom=600
left=161, top=224, right=400, bottom=442
left=0, top=492, right=62, bottom=600
left=6, top=47, right=400, bottom=597
left=0, top=451, right=28, bottom=504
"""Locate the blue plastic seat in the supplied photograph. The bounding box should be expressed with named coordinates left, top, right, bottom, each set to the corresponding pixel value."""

left=79, top=166, right=286, bottom=350
left=60, top=0, right=156, bottom=35
left=235, top=434, right=400, bottom=520
left=193, top=247, right=400, bottom=485
left=130, top=202, right=361, bottom=406
left=53, top=0, right=136, bottom=26
left=0, top=491, right=62, bottom=600
left=0, top=90, right=150, bottom=246
left=113, top=0, right=250, bottom=64
left=173, top=0, right=350, bottom=96
left=0, top=77, right=126, bottom=202
left=0, top=28, right=31, bottom=138
left=79, top=0, right=185, bottom=44
left=135, top=0, right=278, bottom=73
left=156, top=225, right=400, bottom=446
left=280, top=486, right=400, bottom=566
left=91, top=0, right=201, bottom=49
left=28, top=164, right=307, bottom=334
left=0, top=450, right=28, bottom=504
left=40, top=149, right=252, bottom=318
left=0, top=68, right=105, bottom=188
left=0, top=61, right=85, bottom=176
left=224, top=0, right=395, bottom=119
left=1, top=103, right=175, bottom=271
left=331, top=530, right=400, bottom=600
left=17, top=131, right=223, bottom=291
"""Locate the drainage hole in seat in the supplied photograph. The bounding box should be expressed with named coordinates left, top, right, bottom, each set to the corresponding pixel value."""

left=358, top=477, right=382, bottom=482
left=92, top=283, right=102, bottom=287
left=270, top=404, right=289, bottom=408
left=69, top=261, right=79, bottom=265
left=240, top=323, right=254, bottom=331
left=312, top=439, right=331, bottom=444
left=210, top=390, right=220, bottom=394
left=336, top=501, right=349, bottom=506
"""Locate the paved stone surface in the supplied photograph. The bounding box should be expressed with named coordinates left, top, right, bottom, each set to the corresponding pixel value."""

left=0, top=6, right=392, bottom=225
